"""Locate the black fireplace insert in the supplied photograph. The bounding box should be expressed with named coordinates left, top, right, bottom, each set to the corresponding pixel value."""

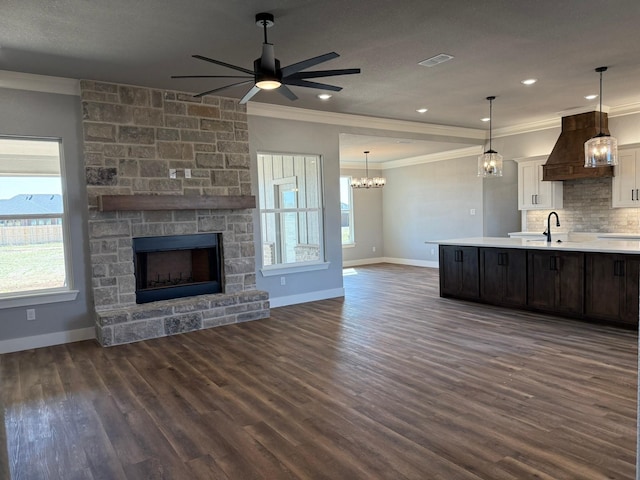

left=132, top=233, right=223, bottom=304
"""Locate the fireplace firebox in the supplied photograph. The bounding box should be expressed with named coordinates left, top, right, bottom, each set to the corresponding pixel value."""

left=132, top=233, right=223, bottom=304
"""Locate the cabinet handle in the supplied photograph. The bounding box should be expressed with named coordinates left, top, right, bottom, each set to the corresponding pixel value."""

left=634, top=190, right=637, bottom=201
left=502, top=252, right=508, bottom=267
left=549, top=256, right=558, bottom=271
left=614, top=260, right=625, bottom=277
left=532, top=194, right=535, bottom=205
left=455, top=250, right=463, bottom=262
left=534, top=194, right=538, bottom=204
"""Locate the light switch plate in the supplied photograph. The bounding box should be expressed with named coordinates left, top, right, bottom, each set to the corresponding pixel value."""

left=169, top=169, right=177, bottom=179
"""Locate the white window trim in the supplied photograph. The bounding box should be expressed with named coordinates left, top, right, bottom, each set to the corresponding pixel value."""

left=0, top=289, right=79, bottom=309
left=258, top=152, right=326, bottom=269
left=340, top=175, right=355, bottom=246
left=0, top=135, right=76, bottom=306
left=260, top=261, right=330, bottom=277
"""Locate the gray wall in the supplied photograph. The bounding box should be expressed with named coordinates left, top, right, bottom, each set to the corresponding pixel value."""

left=383, top=156, right=485, bottom=263
left=340, top=166, right=384, bottom=263
left=249, top=116, right=344, bottom=301
left=0, top=88, right=92, bottom=340
left=483, top=159, right=521, bottom=236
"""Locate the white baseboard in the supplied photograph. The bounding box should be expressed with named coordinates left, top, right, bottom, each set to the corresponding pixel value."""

left=382, top=257, right=439, bottom=268
left=342, top=257, right=385, bottom=267
left=270, top=288, right=345, bottom=308
left=0, top=326, right=95, bottom=354
left=344, top=257, right=438, bottom=268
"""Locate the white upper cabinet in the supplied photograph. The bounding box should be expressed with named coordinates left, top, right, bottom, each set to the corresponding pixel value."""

left=612, top=148, right=640, bottom=208
left=516, top=156, right=563, bottom=210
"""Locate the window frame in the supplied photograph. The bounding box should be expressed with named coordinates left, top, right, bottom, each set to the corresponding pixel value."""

left=257, top=151, right=329, bottom=275
left=0, top=135, right=78, bottom=309
left=340, top=175, right=355, bottom=247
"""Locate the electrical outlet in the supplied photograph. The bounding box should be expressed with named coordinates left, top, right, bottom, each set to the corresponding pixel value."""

left=372, top=246, right=376, bottom=252
left=470, top=208, right=476, bottom=215
left=280, top=277, right=286, bottom=286
left=169, top=169, right=177, bottom=179
left=430, top=248, right=435, bottom=255
left=185, top=169, right=191, bottom=178
left=26, top=309, right=36, bottom=321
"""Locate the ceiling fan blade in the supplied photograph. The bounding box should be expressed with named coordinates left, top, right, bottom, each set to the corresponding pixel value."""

left=239, top=85, right=261, bottom=104
left=194, top=80, right=254, bottom=98
left=193, top=55, right=255, bottom=75
left=171, top=75, right=253, bottom=79
left=280, top=52, right=340, bottom=77
left=278, top=85, right=298, bottom=101
left=285, top=68, right=361, bottom=80
left=283, top=78, right=343, bottom=92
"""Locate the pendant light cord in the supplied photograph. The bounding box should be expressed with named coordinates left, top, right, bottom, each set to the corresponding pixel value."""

left=489, top=98, right=493, bottom=152
left=599, top=69, right=603, bottom=135
left=364, top=151, right=369, bottom=178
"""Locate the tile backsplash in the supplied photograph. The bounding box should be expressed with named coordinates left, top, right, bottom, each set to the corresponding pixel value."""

left=526, top=177, right=640, bottom=233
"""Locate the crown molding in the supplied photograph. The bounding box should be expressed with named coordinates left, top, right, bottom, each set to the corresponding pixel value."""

left=247, top=102, right=485, bottom=140
left=341, top=146, right=483, bottom=170
left=493, top=102, right=640, bottom=138
left=0, top=70, right=80, bottom=96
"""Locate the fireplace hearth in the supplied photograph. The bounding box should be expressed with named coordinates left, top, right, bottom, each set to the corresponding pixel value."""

left=133, top=233, right=222, bottom=304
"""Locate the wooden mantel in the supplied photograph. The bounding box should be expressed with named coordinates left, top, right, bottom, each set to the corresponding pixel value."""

left=98, top=195, right=256, bottom=212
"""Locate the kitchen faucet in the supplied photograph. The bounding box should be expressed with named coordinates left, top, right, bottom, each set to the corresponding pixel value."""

left=544, top=211, right=560, bottom=243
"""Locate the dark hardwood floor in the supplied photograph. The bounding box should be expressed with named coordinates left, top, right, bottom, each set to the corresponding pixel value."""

left=0, top=264, right=637, bottom=479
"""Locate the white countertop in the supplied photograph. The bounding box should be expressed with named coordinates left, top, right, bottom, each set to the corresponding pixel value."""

left=436, top=236, right=640, bottom=254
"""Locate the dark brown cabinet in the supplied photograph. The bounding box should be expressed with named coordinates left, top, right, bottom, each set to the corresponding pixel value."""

left=479, top=248, right=527, bottom=306
left=585, top=253, right=640, bottom=325
left=439, top=245, right=479, bottom=299
left=527, top=250, right=584, bottom=315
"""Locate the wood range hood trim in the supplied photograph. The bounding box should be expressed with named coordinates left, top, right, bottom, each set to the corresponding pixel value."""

left=98, top=194, right=256, bottom=212
left=542, top=111, right=614, bottom=181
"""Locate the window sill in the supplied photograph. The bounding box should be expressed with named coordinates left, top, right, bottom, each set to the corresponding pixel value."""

left=342, top=243, right=356, bottom=248
left=261, top=262, right=331, bottom=277
left=0, top=289, right=79, bottom=310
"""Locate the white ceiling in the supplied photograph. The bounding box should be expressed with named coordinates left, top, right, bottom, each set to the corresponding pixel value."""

left=3, top=0, right=640, bottom=163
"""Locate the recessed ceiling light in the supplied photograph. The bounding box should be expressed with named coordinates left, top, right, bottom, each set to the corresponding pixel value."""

left=317, top=93, right=332, bottom=100
left=585, top=94, right=598, bottom=100
left=481, top=117, right=490, bottom=122
left=418, top=53, right=454, bottom=67
left=416, top=108, right=428, bottom=113
left=521, top=78, right=537, bottom=86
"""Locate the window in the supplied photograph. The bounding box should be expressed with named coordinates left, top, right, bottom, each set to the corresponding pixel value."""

left=0, top=137, right=74, bottom=302
left=258, top=153, right=324, bottom=269
left=340, top=176, right=354, bottom=245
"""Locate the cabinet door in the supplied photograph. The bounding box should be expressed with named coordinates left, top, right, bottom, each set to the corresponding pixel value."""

left=612, top=149, right=639, bottom=208
left=479, top=248, right=504, bottom=304
left=439, top=246, right=479, bottom=299
left=585, top=253, right=622, bottom=320
left=527, top=251, right=557, bottom=310
left=527, top=250, right=583, bottom=314
left=480, top=248, right=527, bottom=306
left=518, top=162, right=539, bottom=210
left=620, top=257, right=640, bottom=325
left=555, top=251, right=584, bottom=315
left=439, top=246, right=461, bottom=296
left=502, top=249, right=527, bottom=306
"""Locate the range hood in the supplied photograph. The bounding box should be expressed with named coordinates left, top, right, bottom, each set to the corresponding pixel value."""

left=542, top=111, right=614, bottom=181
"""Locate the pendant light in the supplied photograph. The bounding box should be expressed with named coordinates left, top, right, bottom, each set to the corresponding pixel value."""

left=477, top=96, right=503, bottom=177
left=584, top=66, right=618, bottom=167
left=351, top=151, right=386, bottom=189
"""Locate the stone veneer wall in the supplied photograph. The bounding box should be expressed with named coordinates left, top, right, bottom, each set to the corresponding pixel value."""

left=80, top=80, right=269, bottom=346
left=526, top=177, right=640, bottom=232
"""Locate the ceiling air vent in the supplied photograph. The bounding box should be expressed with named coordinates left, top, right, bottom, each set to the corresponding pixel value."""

left=418, top=53, right=454, bottom=67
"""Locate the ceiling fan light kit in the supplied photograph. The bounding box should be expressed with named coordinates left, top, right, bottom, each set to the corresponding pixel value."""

left=172, top=12, right=361, bottom=104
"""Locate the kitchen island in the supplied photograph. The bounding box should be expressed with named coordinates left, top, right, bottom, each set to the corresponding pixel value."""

left=438, top=237, right=640, bottom=327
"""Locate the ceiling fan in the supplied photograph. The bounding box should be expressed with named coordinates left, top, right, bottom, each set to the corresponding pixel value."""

left=171, top=12, right=361, bottom=104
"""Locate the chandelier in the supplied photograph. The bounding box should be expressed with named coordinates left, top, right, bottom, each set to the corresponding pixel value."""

left=584, top=66, right=618, bottom=167
left=477, top=96, right=503, bottom=177
left=351, top=150, right=386, bottom=188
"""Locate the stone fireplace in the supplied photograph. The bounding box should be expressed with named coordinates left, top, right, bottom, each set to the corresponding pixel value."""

left=80, top=80, right=269, bottom=346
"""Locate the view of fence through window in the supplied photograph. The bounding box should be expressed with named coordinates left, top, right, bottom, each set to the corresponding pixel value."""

left=0, top=138, right=67, bottom=295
